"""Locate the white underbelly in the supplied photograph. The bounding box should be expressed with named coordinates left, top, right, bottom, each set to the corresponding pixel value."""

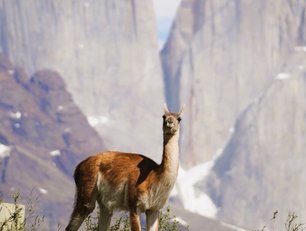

left=96, top=173, right=129, bottom=212
left=138, top=181, right=175, bottom=211
left=96, top=173, right=176, bottom=212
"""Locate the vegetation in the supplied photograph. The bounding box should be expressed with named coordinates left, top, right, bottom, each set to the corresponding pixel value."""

left=2, top=191, right=306, bottom=231
left=285, top=212, right=305, bottom=231
left=84, top=206, right=180, bottom=231
left=0, top=191, right=44, bottom=231
left=0, top=191, right=183, bottom=230
left=255, top=211, right=305, bottom=231
left=0, top=192, right=24, bottom=231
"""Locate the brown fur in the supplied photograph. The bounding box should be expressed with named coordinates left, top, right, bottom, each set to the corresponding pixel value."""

left=65, top=105, right=184, bottom=231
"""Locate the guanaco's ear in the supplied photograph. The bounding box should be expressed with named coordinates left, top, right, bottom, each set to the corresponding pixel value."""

left=178, top=104, right=186, bottom=117
left=164, top=103, right=170, bottom=114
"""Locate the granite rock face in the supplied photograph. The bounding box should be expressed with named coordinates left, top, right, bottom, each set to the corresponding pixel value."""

left=0, top=55, right=104, bottom=229
left=161, top=0, right=306, bottom=167
left=0, top=0, right=164, bottom=159
left=206, top=48, right=306, bottom=229
left=162, top=1, right=306, bottom=227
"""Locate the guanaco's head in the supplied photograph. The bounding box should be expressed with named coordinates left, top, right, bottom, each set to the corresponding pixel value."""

left=162, top=104, right=185, bottom=136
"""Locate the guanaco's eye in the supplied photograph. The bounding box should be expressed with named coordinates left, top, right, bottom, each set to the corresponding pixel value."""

left=178, top=117, right=181, bottom=122
left=162, top=115, right=166, bottom=119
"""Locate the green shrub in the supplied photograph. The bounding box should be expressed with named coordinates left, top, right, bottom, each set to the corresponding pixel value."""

left=84, top=206, right=182, bottom=231
left=0, top=190, right=45, bottom=231
left=0, top=192, right=25, bottom=231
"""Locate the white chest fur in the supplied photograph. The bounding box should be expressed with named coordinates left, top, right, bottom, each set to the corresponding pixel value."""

left=138, top=173, right=178, bottom=211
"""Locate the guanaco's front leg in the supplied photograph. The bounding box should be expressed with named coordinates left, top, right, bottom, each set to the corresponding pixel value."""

left=146, top=210, right=159, bottom=231
left=130, top=208, right=141, bottom=231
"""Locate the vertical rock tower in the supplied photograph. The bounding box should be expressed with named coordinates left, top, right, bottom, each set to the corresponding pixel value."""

left=161, top=0, right=306, bottom=166
left=0, top=0, right=164, bottom=157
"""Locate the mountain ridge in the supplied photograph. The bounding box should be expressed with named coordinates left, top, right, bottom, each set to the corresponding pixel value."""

left=0, top=54, right=104, bottom=229
left=205, top=48, right=306, bottom=229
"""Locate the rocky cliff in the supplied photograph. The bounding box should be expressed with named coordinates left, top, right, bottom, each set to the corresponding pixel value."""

left=206, top=48, right=306, bottom=229
left=0, top=54, right=104, bottom=229
left=161, top=0, right=306, bottom=167
left=0, top=0, right=164, bottom=159
left=2, top=0, right=306, bottom=229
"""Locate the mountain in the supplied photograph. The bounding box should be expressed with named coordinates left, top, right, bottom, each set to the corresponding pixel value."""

left=0, top=52, right=242, bottom=231
left=0, top=54, right=104, bottom=229
left=0, top=0, right=164, bottom=160
left=2, top=0, right=306, bottom=229
left=161, top=0, right=306, bottom=167
left=205, top=48, right=306, bottom=229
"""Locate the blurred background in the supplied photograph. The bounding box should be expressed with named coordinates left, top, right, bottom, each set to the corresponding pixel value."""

left=0, top=0, right=306, bottom=230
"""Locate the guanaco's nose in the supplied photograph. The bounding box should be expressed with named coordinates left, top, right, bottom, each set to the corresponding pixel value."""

left=166, top=121, right=174, bottom=128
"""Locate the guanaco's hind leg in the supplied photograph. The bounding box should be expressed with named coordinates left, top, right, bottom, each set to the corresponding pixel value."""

left=66, top=156, right=100, bottom=230
left=65, top=201, right=95, bottom=231
left=97, top=201, right=112, bottom=231
left=146, top=210, right=159, bottom=231
left=65, top=189, right=98, bottom=231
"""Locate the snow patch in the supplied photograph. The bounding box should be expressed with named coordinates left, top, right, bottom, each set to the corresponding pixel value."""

left=216, top=148, right=223, bottom=156
left=10, top=111, right=22, bottom=119
left=38, top=187, right=48, bottom=194
left=276, top=72, right=291, bottom=80
left=78, top=43, right=84, bottom=49
left=0, top=144, right=11, bottom=158
left=8, top=69, right=15, bottom=76
left=57, top=105, right=64, bottom=111
left=194, top=194, right=218, bottom=218
left=87, top=116, right=109, bottom=126
left=84, top=2, right=90, bottom=7
left=171, top=124, right=236, bottom=218
left=295, top=46, right=306, bottom=52
left=174, top=217, right=189, bottom=227
left=221, top=222, right=247, bottom=231
left=14, top=123, right=21, bottom=128
left=173, top=161, right=218, bottom=218
left=50, top=149, right=61, bottom=157
left=64, top=127, right=71, bottom=133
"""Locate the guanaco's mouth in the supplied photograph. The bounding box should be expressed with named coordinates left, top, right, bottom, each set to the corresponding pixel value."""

left=165, top=127, right=177, bottom=135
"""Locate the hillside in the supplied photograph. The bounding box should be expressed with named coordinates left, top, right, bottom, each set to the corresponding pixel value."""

left=0, top=54, right=104, bottom=229
left=0, top=51, right=242, bottom=231
left=206, top=49, right=306, bottom=229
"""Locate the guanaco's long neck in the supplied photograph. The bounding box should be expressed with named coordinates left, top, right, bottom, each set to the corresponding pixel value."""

left=160, top=132, right=179, bottom=176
